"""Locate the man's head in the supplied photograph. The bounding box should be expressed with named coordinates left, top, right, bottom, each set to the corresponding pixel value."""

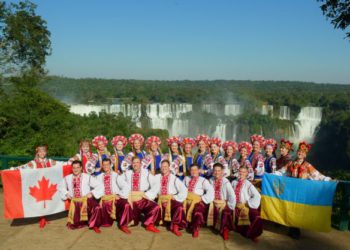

left=102, top=158, right=112, bottom=173
left=132, top=156, right=141, bottom=172
left=161, top=159, right=171, bottom=175
left=72, top=160, right=83, bottom=175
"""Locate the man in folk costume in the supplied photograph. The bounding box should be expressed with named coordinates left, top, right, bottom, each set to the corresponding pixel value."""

left=287, top=141, right=331, bottom=181
left=13, top=145, right=56, bottom=228
left=124, top=157, right=161, bottom=233
left=110, top=135, right=128, bottom=174
left=121, top=134, right=151, bottom=171
left=232, top=166, right=263, bottom=242
left=275, top=138, right=294, bottom=176
left=181, top=137, right=196, bottom=174
left=286, top=141, right=331, bottom=239
left=145, top=136, right=162, bottom=175
left=95, top=158, right=132, bottom=234
left=208, top=163, right=236, bottom=241
left=222, top=141, right=240, bottom=181
left=264, top=138, right=277, bottom=174
left=207, top=137, right=228, bottom=178
left=248, top=134, right=266, bottom=179
left=68, top=140, right=93, bottom=174
left=184, top=164, right=214, bottom=238
left=59, top=160, right=103, bottom=233
left=193, top=134, right=212, bottom=178
left=153, top=159, right=188, bottom=236
left=163, top=136, right=185, bottom=180
left=85, top=135, right=111, bottom=176
left=237, top=142, right=254, bottom=181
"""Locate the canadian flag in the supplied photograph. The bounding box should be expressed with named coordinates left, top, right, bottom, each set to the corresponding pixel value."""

left=1, top=162, right=72, bottom=219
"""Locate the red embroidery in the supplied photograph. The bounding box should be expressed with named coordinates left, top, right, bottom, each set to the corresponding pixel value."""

left=161, top=174, right=170, bottom=195
left=72, top=175, right=82, bottom=198
left=188, top=177, right=199, bottom=193
left=104, top=174, right=112, bottom=195
left=132, top=172, right=141, bottom=191
left=34, top=158, right=51, bottom=168
left=234, top=180, right=244, bottom=203
left=214, top=179, right=222, bottom=200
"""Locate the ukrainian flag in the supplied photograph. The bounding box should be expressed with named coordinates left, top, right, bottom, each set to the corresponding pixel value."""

left=261, top=174, right=337, bottom=232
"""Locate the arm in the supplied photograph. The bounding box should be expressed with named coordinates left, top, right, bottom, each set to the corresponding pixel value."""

left=247, top=183, right=261, bottom=209
left=89, top=175, right=103, bottom=199
left=173, top=178, right=188, bottom=202
left=226, top=182, right=236, bottom=210
left=202, top=179, right=214, bottom=204
left=58, top=177, right=69, bottom=200
left=116, top=175, right=130, bottom=199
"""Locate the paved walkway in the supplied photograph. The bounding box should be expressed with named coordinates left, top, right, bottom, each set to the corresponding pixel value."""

left=0, top=190, right=349, bottom=250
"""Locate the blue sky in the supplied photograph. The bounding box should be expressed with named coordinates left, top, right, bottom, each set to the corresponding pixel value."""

left=30, top=0, right=350, bottom=84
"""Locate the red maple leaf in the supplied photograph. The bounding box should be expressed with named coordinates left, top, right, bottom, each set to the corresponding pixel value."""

left=29, top=176, right=57, bottom=208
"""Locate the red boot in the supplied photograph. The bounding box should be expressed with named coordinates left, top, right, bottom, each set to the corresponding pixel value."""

left=145, top=224, right=160, bottom=233
left=193, top=229, right=199, bottom=238
left=39, top=217, right=47, bottom=229
left=172, top=225, right=182, bottom=237
left=120, top=226, right=131, bottom=234
left=222, top=227, right=229, bottom=241
left=93, top=227, right=101, bottom=234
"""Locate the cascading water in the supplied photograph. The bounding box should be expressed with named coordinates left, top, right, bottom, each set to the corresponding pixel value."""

left=261, top=105, right=273, bottom=116
left=279, top=106, right=291, bottom=120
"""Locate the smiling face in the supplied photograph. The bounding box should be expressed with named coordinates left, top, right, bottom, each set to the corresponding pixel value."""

left=226, top=146, right=235, bottom=157
left=116, top=141, right=124, bottom=151
left=170, top=142, right=179, bottom=154
left=238, top=167, right=248, bottom=180
left=150, top=142, right=158, bottom=152
left=253, top=141, right=260, bottom=152
left=133, top=139, right=141, bottom=151
left=213, top=166, right=223, bottom=179
left=184, top=144, right=192, bottom=154
left=97, top=141, right=105, bottom=151
left=211, top=144, right=219, bottom=154
left=81, top=142, right=90, bottom=154
left=280, top=146, right=289, bottom=156
left=198, top=141, right=206, bottom=152
left=37, top=147, right=47, bottom=159
left=297, top=150, right=306, bottom=160
left=102, top=160, right=111, bottom=174
left=265, top=145, right=273, bottom=156
left=161, top=161, right=170, bottom=175
left=190, top=165, right=200, bottom=177
left=132, top=157, right=141, bottom=172
left=72, top=162, right=82, bottom=176
left=240, top=147, right=248, bottom=158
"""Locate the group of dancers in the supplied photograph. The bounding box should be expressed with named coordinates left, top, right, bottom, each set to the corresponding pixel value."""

left=13, top=133, right=331, bottom=241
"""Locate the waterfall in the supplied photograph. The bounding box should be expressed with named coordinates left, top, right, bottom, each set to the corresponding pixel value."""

left=224, top=104, right=241, bottom=116
left=279, top=106, right=290, bottom=120
left=290, top=107, right=322, bottom=142
left=261, top=105, right=273, bottom=116
left=213, top=121, right=227, bottom=142
left=169, top=119, right=189, bottom=136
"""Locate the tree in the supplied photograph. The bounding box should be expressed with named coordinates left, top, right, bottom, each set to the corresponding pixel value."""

left=318, top=0, right=350, bottom=41
left=0, top=0, right=51, bottom=87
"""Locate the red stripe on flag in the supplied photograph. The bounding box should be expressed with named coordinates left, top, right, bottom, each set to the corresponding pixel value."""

left=63, top=165, right=72, bottom=177
left=1, top=170, right=24, bottom=219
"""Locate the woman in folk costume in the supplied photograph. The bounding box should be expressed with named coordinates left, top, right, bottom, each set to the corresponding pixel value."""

left=153, top=159, right=188, bottom=236
left=238, top=142, right=255, bottom=181
left=14, top=144, right=56, bottom=170
left=110, top=135, right=128, bottom=174
left=184, top=163, right=214, bottom=238
left=68, top=140, right=93, bottom=174
left=121, top=133, right=150, bottom=171
left=145, top=136, right=162, bottom=175
left=95, top=158, right=132, bottom=234
left=264, top=138, right=277, bottom=174
left=232, top=166, right=263, bottom=242
left=287, top=141, right=331, bottom=181
left=193, top=134, right=212, bottom=177
left=208, top=163, right=236, bottom=241
left=163, top=136, right=185, bottom=180
left=12, top=145, right=57, bottom=228
left=85, top=135, right=111, bottom=176
left=181, top=137, right=196, bottom=174
left=275, top=138, right=294, bottom=176
left=208, top=137, right=228, bottom=177
left=248, top=134, right=265, bottom=179
left=222, top=141, right=240, bottom=181
left=59, top=160, right=103, bottom=233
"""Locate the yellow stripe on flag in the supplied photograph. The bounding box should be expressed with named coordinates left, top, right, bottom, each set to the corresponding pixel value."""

left=261, top=195, right=333, bottom=232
